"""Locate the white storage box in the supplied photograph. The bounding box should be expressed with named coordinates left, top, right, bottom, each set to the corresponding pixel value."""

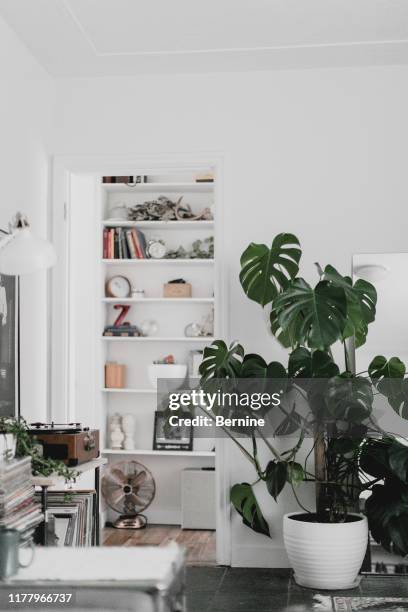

left=181, top=468, right=216, bottom=530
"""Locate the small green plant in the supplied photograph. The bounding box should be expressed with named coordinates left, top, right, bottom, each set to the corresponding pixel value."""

left=199, top=233, right=408, bottom=556
left=0, top=417, right=79, bottom=482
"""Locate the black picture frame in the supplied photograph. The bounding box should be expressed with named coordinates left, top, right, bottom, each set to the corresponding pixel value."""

left=0, top=274, right=19, bottom=418
left=153, top=410, right=193, bottom=451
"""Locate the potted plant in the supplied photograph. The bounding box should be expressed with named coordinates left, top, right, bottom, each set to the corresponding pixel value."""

left=198, top=233, right=408, bottom=589
left=0, top=417, right=78, bottom=481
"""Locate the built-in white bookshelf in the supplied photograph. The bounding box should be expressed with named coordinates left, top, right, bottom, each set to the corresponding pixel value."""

left=97, top=170, right=219, bottom=525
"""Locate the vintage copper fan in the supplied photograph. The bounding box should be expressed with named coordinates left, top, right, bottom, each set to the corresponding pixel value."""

left=102, top=460, right=156, bottom=529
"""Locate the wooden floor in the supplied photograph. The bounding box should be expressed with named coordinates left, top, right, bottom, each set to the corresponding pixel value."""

left=103, top=525, right=216, bottom=566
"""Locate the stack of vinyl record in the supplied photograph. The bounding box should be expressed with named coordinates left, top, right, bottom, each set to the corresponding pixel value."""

left=0, top=456, right=42, bottom=544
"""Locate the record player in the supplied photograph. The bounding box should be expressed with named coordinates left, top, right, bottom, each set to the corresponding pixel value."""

left=29, top=423, right=100, bottom=467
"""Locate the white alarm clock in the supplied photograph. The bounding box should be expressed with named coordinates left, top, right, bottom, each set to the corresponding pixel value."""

left=106, top=275, right=132, bottom=298
left=147, top=239, right=166, bottom=259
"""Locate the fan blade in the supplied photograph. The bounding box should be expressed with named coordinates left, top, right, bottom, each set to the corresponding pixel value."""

left=110, top=468, right=127, bottom=485
left=124, top=493, right=144, bottom=509
left=129, top=471, right=147, bottom=489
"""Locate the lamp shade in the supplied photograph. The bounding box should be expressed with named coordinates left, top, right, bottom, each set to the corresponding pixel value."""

left=0, top=227, right=56, bottom=275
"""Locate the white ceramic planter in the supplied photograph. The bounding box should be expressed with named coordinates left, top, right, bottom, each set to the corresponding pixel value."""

left=148, top=364, right=187, bottom=390
left=283, top=512, right=368, bottom=590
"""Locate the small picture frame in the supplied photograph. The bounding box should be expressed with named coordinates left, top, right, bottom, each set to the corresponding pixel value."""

left=153, top=410, right=193, bottom=451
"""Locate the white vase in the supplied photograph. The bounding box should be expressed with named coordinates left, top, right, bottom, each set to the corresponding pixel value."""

left=110, top=425, right=124, bottom=450
left=283, top=512, right=368, bottom=590
left=122, top=414, right=135, bottom=450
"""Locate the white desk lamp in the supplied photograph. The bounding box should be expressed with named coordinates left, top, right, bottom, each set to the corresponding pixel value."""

left=0, top=213, right=56, bottom=417
left=0, top=213, right=56, bottom=275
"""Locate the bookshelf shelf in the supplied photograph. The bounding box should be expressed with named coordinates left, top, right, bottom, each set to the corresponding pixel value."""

left=102, top=297, right=214, bottom=304
left=102, top=182, right=214, bottom=193
left=102, top=258, right=214, bottom=265
left=102, top=388, right=156, bottom=394
left=102, top=449, right=215, bottom=458
left=102, top=336, right=215, bottom=342
left=102, top=220, right=214, bottom=229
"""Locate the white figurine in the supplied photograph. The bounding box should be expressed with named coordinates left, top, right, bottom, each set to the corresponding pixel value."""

left=122, top=414, right=135, bottom=450
left=109, top=413, right=124, bottom=450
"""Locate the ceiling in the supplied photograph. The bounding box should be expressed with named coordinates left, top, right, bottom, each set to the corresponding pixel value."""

left=1, top=0, right=408, bottom=76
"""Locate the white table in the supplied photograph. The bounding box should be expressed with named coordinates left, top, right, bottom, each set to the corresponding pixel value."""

left=1, top=544, right=185, bottom=612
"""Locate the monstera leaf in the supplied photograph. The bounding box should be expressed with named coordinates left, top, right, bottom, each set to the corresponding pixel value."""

left=365, top=482, right=408, bottom=556
left=270, top=278, right=347, bottom=350
left=368, top=356, right=408, bottom=418
left=199, top=340, right=244, bottom=384
left=239, top=233, right=301, bottom=307
left=322, top=265, right=377, bottom=347
left=230, top=483, right=270, bottom=537
left=288, top=347, right=339, bottom=379
left=327, top=374, right=373, bottom=422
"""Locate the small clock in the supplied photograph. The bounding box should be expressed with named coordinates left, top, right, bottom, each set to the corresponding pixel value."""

left=106, top=275, right=132, bottom=298
left=147, top=239, right=166, bottom=259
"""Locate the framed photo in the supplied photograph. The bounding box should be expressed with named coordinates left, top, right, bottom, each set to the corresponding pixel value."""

left=0, top=274, right=19, bottom=418
left=153, top=410, right=193, bottom=451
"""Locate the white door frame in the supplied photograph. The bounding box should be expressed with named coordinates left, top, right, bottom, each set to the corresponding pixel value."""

left=51, top=152, right=231, bottom=565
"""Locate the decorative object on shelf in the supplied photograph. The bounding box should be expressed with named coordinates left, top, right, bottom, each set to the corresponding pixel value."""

left=109, top=414, right=124, bottom=450
left=195, top=172, right=214, bottom=183
left=28, top=423, right=100, bottom=467
left=146, top=239, right=166, bottom=259
left=126, top=176, right=147, bottom=185
left=104, top=303, right=142, bottom=337
left=102, top=460, right=156, bottom=529
left=200, top=306, right=214, bottom=337
left=184, top=322, right=202, bottom=338
left=113, top=304, right=131, bottom=327
left=153, top=354, right=175, bottom=364
left=188, top=350, right=203, bottom=379
left=105, top=275, right=131, bottom=298
left=107, top=202, right=128, bottom=220
left=0, top=418, right=77, bottom=481
left=148, top=359, right=187, bottom=390
left=105, top=362, right=126, bottom=389
left=153, top=411, right=193, bottom=451
left=163, top=278, right=192, bottom=298
left=122, top=414, right=135, bottom=451
left=140, top=319, right=159, bottom=337
left=131, top=288, right=145, bottom=299
left=102, top=176, right=147, bottom=184
left=128, top=196, right=213, bottom=222
left=166, top=236, right=214, bottom=260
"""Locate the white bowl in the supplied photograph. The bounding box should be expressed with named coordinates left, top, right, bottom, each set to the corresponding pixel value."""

left=148, top=364, right=187, bottom=390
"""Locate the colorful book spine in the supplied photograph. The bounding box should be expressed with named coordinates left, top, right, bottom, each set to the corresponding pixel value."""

left=131, top=229, right=143, bottom=259
left=126, top=230, right=137, bottom=258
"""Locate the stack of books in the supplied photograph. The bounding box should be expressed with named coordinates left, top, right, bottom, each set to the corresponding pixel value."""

left=103, top=227, right=147, bottom=259
left=0, top=456, right=42, bottom=545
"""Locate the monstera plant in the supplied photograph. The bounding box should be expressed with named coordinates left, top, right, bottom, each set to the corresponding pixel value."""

left=199, top=233, right=408, bottom=589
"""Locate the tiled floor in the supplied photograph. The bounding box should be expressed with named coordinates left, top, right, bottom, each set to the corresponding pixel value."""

left=186, top=568, right=408, bottom=612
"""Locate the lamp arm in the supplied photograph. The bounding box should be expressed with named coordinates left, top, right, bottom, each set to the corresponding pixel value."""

left=0, top=228, right=9, bottom=236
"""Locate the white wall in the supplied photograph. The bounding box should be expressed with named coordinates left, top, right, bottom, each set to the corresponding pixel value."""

left=0, top=16, right=55, bottom=421
left=51, top=65, right=408, bottom=565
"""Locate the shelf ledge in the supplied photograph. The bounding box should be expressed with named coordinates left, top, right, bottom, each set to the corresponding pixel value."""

left=102, top=449, right=215, bottom=458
